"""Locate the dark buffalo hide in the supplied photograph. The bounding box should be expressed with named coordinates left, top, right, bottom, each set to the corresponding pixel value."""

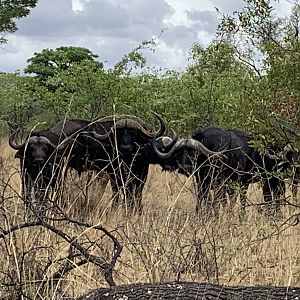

left=9, top=114, right=170, bottom=214
left=155, top=127, right=299, bottom=214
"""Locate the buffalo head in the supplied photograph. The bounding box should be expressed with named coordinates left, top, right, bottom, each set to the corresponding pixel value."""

left=153, top=137, right=224, bottom=174
left=9, top=130, right=67, bottom=166
left=88, top=112, right=167, bottom=157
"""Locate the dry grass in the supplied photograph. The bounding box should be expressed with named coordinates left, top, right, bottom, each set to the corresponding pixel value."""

left=0, top=139, right=299, bottom=299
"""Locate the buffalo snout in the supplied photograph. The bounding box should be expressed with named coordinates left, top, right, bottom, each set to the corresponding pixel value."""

left=32, top=157, right=46, bottom=165
left=120, top=144, right=133, bottom=152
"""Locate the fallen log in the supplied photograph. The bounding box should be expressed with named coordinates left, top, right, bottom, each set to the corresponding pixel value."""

left=76, top=281, right=300, bottom=300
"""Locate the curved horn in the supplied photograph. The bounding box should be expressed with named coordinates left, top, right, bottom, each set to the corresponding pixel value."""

left=89, top=124, right=116, bottom=140
left=37, top=136, right=68, bottom=150
left=90, top=113, right=167, bottom=141
left=151, top=112, right=166, bottom=138
left=153, top=137, right=225, bottom=160
left=28, top=136, right=39, bottom=143
left=27, top=136, right=67, bottom=150
left=185, top=139, right=225, bottom=157
left=153, top=139, right=187, bottom=159
left=151, top=128, right=178, bottom=159
left=115, top=113, right=166, bottom=139
left=265, top=151, right=279, bottom=160
left=265, top=148, right=287, bottom=160
left=116, top=114, right=149, bottom=128
left=88, top=119, right=133, bottom=141
left=162, top=129, right=178, bottom=149
left=36, top=136, right=57, bottom=148
left=9, top=129, right=25, bottom=150
left=115, top=112, right=166, bottom=138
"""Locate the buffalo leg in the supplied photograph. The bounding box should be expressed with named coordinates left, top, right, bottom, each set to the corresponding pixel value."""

left=195, top=174, right=216, bottom=216
left=110, top=176, right=122, bottom=209
left=22, top=169, right=50, bottom=217
left=291, top=178, right=298, bottom=200
left=21, top=171, right=34, bottom=210
left=124, top=165, right=149, bottom=214
left=239, top=188, right=247, bottom=211
left=125, top=179, right=144, bottom=214
left=262, top=177, right=285, bottom=214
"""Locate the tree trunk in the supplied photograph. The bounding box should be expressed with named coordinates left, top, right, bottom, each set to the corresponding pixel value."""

left=76, top=281, right=300, bottom=300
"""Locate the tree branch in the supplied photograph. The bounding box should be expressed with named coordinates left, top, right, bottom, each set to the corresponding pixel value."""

left=76, top=281, right=300, bottom=300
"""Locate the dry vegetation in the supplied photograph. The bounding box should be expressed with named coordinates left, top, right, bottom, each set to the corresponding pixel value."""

left=0, top=139, right=299, bottom=299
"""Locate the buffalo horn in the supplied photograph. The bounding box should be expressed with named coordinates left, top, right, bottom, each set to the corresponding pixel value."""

left=8, top=129, right=25, bottom=150
left=9, top=130, right=67, bottom=151
left=32, top=136, right=67, bottom=150
left=153, top=138, right=225, bottom=159
left=185, top=139, right=225, bottom=157
left=151, top=112, right=166, bottom=138
left=161, top=129, right=178, bottom=149
left=90, top=112, right=167, bottom=140
left=265, top=149, right=286, bottom=160
left=265, top=151, right=279, bottom=160
left=152, top=138, right=184, bottom=159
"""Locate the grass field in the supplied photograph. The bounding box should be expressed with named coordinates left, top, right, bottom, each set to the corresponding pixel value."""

left=0, top=139, right=299, bottom=298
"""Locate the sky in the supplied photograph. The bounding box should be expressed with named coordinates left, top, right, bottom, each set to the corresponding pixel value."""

left=0, top=0, right=293, bottom=73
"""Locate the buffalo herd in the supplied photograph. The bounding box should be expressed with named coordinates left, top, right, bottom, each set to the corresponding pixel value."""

left=8, top=114, right=299, bottom=215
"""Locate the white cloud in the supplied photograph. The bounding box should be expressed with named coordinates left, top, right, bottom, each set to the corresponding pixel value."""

left=0, top=0, right=295, bottom=73
left=273, top=0, right=293, bottom=17
left=164, top=0, right=215, bottom=26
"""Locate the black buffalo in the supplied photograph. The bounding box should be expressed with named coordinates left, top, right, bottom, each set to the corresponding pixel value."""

left=9, top=119, right=114, bottom=209
left=9, top=114, right=169, bottom=213
left=153, top=127, right=296, bottom=214
left=86, top=113, right=169, bottom=212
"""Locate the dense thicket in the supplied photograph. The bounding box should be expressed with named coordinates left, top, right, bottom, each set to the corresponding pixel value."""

left=1, top=0, right=300, bottom=146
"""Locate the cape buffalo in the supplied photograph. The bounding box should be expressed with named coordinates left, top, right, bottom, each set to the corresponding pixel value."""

left=9, top=119, right=114, bottom=210
left=153, top=127, right=296, bottom=214
left=9, top=114, right=170, bottom=213
left=86, top=113, right=169, bottom=212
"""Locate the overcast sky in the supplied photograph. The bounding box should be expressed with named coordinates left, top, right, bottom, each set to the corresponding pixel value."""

left=0, top=0, right=293, bottom=73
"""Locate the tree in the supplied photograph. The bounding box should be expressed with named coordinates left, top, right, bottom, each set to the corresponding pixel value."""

left=0, top=0, right=38, bottom=44
left=215, top=0, right=300, bottom=144
left=0, top=72, right=36, bottom=131
left=261, top=5, right=300, bottom=129
left=31, top=60, right=116, bottom=120
left=25, top=46, right=102, bottom=82
left=185, top=40, right=256, bottom=131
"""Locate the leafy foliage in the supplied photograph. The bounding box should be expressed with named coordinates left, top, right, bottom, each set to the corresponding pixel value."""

left=0, top=72, right=37, bottom=132
left=1, top=0, right=300, bottom=148
left=0, top=0, right=38, bottom=44
left=25, top=46, right=102, bottom=83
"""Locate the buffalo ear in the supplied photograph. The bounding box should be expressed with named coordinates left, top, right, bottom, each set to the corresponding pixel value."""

left=15, top=151, right=23, bottom=159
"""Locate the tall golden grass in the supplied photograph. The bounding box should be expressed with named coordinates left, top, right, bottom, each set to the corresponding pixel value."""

left=0, top=139, right=299, bottom=299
